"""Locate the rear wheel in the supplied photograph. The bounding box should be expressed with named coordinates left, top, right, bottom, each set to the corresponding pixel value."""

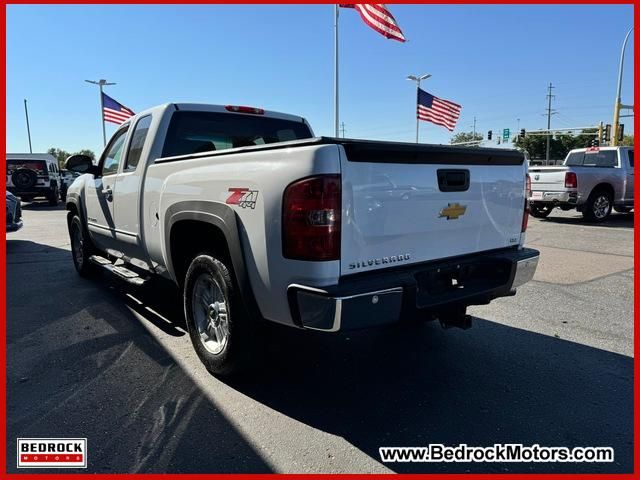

left=529, top=204, right=553, bottom=218
left=69, top=215, right=95, bottom=277
left=183, top=254, right=255, bottom=376
left=48, top=185, right=59, bottom=206
left=582, top=189, right=612, bottom=222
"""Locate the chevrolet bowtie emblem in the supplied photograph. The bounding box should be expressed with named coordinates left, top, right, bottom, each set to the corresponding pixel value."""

left=439, top=203, right=467, bottom=220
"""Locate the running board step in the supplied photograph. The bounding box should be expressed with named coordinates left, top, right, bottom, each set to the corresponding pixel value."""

left=89, top=255, right=148, bottom=286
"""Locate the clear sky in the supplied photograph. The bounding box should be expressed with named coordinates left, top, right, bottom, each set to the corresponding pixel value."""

left=6, top=3, right=635, bottom=155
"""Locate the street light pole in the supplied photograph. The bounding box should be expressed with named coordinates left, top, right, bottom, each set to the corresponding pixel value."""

left=407, top=73, right=431, bottom=143
left=612, top=27, right=633, bottom=146
left=23, top=99, right=32, bottom=154
left=85, top=78, right=116, bottom=146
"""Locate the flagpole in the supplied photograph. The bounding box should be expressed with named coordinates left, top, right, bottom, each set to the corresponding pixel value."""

left=334, top=4, right=339, bottom=138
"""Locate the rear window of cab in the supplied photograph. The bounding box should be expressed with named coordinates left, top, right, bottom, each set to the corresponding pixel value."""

left=161, top=111, right=313, bottom=158
left=564, top=150, right=618, bottom=168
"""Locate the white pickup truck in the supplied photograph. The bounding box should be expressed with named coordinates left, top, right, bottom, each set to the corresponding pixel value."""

left=65, top=103, right=539, bottom=375
left=529, top=146, right=634, bottom=221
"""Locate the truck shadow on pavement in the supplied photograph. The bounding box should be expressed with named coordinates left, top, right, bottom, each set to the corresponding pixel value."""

left=233, top=314, right=633, bottom=473
left=6, top=239, right=272, bottom=474
left=7, top=239, right=633, bottom=474
left=538, top=212, right=634, bottom=229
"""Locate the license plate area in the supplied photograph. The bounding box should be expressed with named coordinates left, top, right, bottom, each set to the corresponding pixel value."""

left=414, top=258, right=512, bottom=308
left=531, top=191, right=543, bottom=200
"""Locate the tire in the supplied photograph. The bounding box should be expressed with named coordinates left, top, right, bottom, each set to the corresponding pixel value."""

left=69, top=215, right=96, bottom=277
left=582, top=189, right=612, bottom=222
left=183, top=254, right=254, bottom=376
left=614, top=206, right=632, bottom=214
left=48, top=185, right=59, bottom=206
left=529, top=204, right=553, bottom=218
left=12, top=168, right=38, bottom=189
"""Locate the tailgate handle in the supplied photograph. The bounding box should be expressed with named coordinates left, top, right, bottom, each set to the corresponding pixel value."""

left=437, top=169, right=469, bottom=192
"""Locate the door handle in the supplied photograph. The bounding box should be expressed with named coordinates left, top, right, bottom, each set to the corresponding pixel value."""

left=102, top=187, right=113, bottom=200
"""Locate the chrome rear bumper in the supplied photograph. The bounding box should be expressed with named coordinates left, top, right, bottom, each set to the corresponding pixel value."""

left=289, top=248, right=540, bottom=332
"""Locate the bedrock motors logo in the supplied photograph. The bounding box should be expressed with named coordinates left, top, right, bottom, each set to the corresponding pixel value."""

left=17, top=438, right=87, bottom=468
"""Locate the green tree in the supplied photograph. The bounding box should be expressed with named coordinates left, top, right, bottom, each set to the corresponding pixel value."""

left=450, top=131, right=483, bottom=145
left=48, top=148, right=96, bottom=169
left=620, top=135, right=634, bottom=146
left=513, top=128, right=599, bottom=161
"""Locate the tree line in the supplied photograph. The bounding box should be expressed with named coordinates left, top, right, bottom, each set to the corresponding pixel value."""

left=47, top=148, right=96, bottom=170
left=451, top=131, right=633, bottom=160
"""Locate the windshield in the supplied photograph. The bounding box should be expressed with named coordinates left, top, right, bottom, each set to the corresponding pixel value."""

left=162, top=111, right=313, bottom=158
left=7, top=159, right=47, bottom=175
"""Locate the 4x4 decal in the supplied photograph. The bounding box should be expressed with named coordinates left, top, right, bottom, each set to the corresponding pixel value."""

left=226, top=187, right=259, bottom=209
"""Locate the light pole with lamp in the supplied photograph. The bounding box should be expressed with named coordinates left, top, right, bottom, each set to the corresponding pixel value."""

left=611, top=28, right=633, bottom=146
left=85, top=79, right=116, bottom=146
left=407, top=73, right=431, bottom=143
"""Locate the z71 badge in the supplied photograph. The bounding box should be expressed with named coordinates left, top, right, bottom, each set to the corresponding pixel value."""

left=226, top=188, right=259, bottom=209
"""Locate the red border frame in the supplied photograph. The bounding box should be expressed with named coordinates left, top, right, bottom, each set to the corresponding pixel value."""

left=1, top=1, right=637, bottom=478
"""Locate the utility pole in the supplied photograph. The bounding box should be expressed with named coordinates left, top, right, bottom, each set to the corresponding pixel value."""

left=23, top=99, right=32, bottom=154
left=545, top=82, right=555, bottom=162
left=472, top=116, right=477, bottom=139
left=339, top=122, right=346, bottom=138
left=612, top=27, right=633, bottom=146
left=85, top=78, right=116, bottom=146
left=407, top=73, right=432, bottom=143
left=334, top=5, right=339, bottom=137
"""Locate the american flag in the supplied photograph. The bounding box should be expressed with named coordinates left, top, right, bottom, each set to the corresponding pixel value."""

left=417, top=88, right=462, bottom=132
left=102, top=93, right=135, bottom=124
left=339, top=4, right=405, bottom=42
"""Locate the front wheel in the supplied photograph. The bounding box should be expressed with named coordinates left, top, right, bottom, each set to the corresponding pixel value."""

left=69, top=215, right=96, bottom=277
left=183, top=255, right=255, bottom=376
left=529, top=204, right=553, bottom=218
left=582, top=189, right=612, bottom=222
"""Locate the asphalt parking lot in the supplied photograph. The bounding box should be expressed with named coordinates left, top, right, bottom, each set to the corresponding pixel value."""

left=6, top=202, right=634, bottom=473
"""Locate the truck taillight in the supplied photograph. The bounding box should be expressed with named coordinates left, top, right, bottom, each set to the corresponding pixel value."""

left=522, top=174, right=531, bottom=233
left=564, top=171, right=578, bottom=189
left=282, top=175, right=341, bottom=261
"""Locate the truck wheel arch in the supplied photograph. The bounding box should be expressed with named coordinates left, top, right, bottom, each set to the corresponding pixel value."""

left=589, top=183, right=615, bottom=201
left=165, top=201, right=262, bottom=321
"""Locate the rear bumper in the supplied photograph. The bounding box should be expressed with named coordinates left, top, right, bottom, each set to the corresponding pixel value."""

left=530, top=190, right=578, bottom=205
left=6, top=220, right=23, bottom=232
left=288, top=247, right=540, bottom=332
left=7, top=186, right=53, bottom=197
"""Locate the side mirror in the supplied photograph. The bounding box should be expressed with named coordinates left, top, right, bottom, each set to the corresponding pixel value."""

left=65, top=154, right=95, bottom=174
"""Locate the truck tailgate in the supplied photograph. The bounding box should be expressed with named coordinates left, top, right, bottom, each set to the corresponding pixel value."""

left=338, top=141, right=526, bottom=276
left=529, top=166, right=568, bottom=191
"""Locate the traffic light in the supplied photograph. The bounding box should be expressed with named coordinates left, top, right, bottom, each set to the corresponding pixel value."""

left=519, top=128, right=526, bottom=139
left=591, top=138, right=599, bottom=147
left=604, top=124, right=611, bottom=142
left=487, top=130, right=492, bottom=140
left=618, top=124, right=625, bottom=142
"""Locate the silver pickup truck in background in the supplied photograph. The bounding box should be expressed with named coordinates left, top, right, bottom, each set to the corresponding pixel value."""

left=529, top=146, right=634, bottom=221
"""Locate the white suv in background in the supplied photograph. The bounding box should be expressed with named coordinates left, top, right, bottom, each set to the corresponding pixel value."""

left=6, top=153, right=62, bottom=205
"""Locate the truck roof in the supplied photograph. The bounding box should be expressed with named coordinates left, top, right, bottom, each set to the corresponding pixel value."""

left=128, top=103, right=308, bottom=126
left=6, top=153, right=57, bottom=162
left=569, top=146, right=632, bottom=153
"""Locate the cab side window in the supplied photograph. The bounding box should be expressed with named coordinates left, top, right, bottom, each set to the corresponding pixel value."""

left=125, top=115, right=152, bottom=171
left=101, top=128, right=129, bottom=176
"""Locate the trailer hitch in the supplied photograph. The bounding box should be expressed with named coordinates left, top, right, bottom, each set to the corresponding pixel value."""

left=437, top=307, right=473, bottom=330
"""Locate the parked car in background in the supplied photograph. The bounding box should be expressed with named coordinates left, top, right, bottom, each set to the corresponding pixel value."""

left=6, top=153, right=61, bottom=205
left=60, top=169, right=81, bottom=202
left=64, top=102, right=538, bottom=376
left=528, top=146, right=634, bottom=221
left=6, top=191, right=23, bottom=232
